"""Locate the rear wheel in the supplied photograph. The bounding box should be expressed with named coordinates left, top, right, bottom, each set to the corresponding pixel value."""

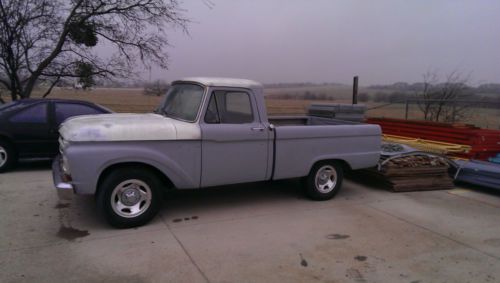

left=0, top=140, right=17, bottom=173
left=97, top=167, right=163, bottom=228
left=304, top=161, right=343, bottom=200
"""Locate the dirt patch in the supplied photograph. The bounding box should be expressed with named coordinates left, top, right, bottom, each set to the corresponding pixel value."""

left=354, top=255, right=367, bottom=262
left=299, top=253, right=308, bottom=267
left=54, top=203, right=70, bottom=209
left=172, top=216, right=199, bottom=223
left=326, top=234, right=350, bottom=240
left=346, top=268, right=366, bottom=282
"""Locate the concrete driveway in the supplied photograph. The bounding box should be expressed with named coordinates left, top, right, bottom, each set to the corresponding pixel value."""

left=1, top=161, right=500, bottom=283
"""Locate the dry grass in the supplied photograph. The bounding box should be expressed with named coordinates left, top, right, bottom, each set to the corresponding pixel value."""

left=9, top=86, right=499, bottom=129
left=31, top=87, right=330, bottom=116
left=31, top=87, right=161, bottom=113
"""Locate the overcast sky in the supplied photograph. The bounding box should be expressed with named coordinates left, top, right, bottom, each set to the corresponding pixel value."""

left=148, top=0, right=500, bottom=85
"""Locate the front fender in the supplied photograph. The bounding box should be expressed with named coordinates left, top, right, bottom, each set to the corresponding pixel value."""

left=66, top=140, right=201, bottom=195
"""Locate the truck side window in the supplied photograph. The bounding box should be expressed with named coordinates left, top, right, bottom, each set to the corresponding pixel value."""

left=204, top=94, right=220, bottom=124
left=204, top=91, right=254, bottom=124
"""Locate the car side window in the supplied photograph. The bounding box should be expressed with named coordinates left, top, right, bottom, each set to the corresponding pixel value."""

left=204, top=91, right=254, bottom=124
left=9, top=103, right=48, bottom=124
left=55, top=103, right=102, bottom=125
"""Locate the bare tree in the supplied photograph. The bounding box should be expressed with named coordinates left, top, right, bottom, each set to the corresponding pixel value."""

left=416, top=71, right=439, bottom=120
left=143, top=80, right=169, bottom=96
left=415, top=71, right=472, bottom=123
left=0, top=0, right=188, bottom=101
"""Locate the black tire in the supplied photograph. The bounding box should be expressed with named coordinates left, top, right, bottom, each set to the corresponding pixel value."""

left=304, top=161, right=343, bottom=200
left=0, top=139, right=17, bottom=173
left=97, top=167, right=163, bottom=228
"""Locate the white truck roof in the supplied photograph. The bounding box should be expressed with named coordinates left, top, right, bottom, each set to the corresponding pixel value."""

left=176, top=77, right=263, bottom=89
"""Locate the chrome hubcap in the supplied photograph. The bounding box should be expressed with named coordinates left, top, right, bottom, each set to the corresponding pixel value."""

left=315, top=165, right=337, bottom=193
left=111, top=179, right=152, bottom=218
left=0, top=146, right=7, bottom=168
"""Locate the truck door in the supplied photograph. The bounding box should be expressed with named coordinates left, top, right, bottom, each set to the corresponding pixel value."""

left=200, top=90, right=270, bottom=187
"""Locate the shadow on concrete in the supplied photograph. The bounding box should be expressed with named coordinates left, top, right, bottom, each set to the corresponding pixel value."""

left=454, top=181, right=500, bottom=197
left=346, top=170, right=389, bottom=192
left=163, top=179, right=306, bottom=210
left=12, top=158, right=53, bottom=172
left=64, top=179, right=309, bottom=229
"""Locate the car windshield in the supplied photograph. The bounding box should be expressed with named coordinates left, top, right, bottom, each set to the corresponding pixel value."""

left=159, top=83, right=205, bottom=122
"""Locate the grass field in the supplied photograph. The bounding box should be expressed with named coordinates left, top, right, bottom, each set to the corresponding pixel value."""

left=21, top=86, right=500, bottom=129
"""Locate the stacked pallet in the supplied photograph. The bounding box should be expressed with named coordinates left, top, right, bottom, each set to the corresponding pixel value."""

left=366, top=154, right=454, bottom=192
left=366, top=118, right=500, bottom=160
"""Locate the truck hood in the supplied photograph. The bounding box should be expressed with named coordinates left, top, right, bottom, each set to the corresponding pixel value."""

left=59, top=113, right=201, bottom=142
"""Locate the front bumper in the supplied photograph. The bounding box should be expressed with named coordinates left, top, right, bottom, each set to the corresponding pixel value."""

left=52, top=157, right=73, bottom=191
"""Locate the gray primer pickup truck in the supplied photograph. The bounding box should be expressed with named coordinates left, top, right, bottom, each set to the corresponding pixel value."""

left=53, top=78, right=381, bottom=228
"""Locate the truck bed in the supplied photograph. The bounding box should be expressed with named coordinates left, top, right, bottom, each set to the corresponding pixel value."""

left=269, top=115, right=381, bottom=180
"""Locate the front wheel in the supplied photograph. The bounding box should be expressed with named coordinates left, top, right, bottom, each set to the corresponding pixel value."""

left=97, top=167, right=163, bottom=228
left=304, top=161, right=343, bottom=200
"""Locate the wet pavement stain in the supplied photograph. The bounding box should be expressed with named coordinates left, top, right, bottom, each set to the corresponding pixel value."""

left=346, top=268, right=366, bottom=282
left=54, top=203, right=70, bottom=209
left=354, top=255, right=367, bottom=261
left=326, top=234, right=350, bottom=240
left=57, top=225, right=89, bottom=241
left=299, top=253, right=308, bottom=267
left=173, top=216, right=199, bottom=223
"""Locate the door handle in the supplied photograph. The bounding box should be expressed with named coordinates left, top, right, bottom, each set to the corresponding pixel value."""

left=251, top=127, right=265, bottom=132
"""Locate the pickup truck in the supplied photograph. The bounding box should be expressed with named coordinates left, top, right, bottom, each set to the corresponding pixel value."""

left=53, top=78, right=381, bottom=228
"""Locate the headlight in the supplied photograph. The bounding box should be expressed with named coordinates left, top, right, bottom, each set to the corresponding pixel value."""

left=59, top=137, right=68, bottom=154
left=61, top=155, right=70, bottom=175
left=59, top=138, right=71, bottom=175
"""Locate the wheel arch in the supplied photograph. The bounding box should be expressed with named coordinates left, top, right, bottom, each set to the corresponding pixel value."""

left=309, top=158, right=351, bottom=175
left=96, top=162, right=175, bottom=198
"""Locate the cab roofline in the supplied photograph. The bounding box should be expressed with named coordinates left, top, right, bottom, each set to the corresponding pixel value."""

left=173, top=77, right=263, bottom=89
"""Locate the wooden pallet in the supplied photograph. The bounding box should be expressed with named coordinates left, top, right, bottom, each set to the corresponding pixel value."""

left=361, top=154, right=454, bottom=192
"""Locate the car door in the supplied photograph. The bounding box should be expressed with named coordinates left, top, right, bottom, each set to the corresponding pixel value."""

left=8, top=102, right=51, bottom=157
left=200, top=89, right=270, bottom=187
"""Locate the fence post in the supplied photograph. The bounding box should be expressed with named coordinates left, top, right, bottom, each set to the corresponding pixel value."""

left=451, top=105, right=456, bottom=123
left=352, top=76, right=358, bottom=104
left=405, top=100, right=409, bottom=120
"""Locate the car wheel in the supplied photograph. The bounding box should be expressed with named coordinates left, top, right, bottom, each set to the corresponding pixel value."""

left=97, top=167, right=163, bottom=228
left=304, top=161, right=343, bottom=200
left=0, top=140, right=17, bottom=173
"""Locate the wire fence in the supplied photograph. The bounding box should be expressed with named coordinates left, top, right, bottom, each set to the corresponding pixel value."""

left=366, top=99, right=500, bottom=129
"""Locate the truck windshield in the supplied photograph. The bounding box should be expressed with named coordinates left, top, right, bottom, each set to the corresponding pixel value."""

left=159, top=83, right=205, bottom=122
